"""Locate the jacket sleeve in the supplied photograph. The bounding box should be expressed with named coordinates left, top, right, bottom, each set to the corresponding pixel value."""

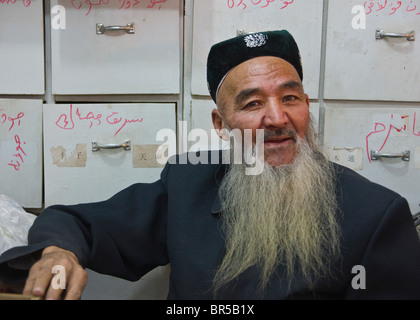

left=0, top=165, right=170, bottom=284
left=345, top=196, right=420, bottom=299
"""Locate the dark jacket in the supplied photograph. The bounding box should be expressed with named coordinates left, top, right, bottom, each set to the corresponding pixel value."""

left=1, top=152, right=420, bottom=299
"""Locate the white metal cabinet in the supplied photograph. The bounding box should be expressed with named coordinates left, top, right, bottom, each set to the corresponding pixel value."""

left=0, top=1, right=44, bottom=95
left=43, top=103, right=176, bottom=207
left=324, top=104, right=420, bottom=214
left=82, top=266, right=169, bottom=300
left=0, top=99, right=43, bottom=208
left=50, top=0, right=181, bottom=95
left=325, top=0, right=420, bottom=101
left=44, top=103, right=175, bottom=300
left=190, top=0, right=324, bottom=99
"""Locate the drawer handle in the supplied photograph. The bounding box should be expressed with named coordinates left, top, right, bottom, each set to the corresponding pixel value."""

left=375, top=29, right=415, bottom=41
left=370, top=150, right=410, bottom=161
left=96, top=23, right=135, bottom=35
left=92, top=140, right=131, bottom=152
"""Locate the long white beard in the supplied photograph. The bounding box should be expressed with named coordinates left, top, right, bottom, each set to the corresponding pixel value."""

left=213, top=124, right=341, bottom=294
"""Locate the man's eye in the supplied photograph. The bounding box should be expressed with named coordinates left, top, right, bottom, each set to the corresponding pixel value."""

left=243, top=101, right=262, bottom=109
left=283, top=95, right=298, bottom=103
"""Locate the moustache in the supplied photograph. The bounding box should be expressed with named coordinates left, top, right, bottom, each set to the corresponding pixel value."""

left=263, top=128, right=297, bottom=142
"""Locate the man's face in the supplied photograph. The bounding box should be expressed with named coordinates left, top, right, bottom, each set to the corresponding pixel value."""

left=212, top=56, right=310, bottom=166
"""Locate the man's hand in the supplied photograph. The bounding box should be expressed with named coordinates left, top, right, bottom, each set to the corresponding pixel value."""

left=23, top=246, right=87, bottom=300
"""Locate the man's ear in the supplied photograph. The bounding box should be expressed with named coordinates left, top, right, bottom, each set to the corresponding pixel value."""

left=211, top=108, right=229, bottom=141
left=305, top=93, right=310, bottom=109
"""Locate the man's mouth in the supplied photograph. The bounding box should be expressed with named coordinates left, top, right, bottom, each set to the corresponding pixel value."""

left=264, top=136, right=294, bottom=148
left=263, top=128, right=297, bottom=148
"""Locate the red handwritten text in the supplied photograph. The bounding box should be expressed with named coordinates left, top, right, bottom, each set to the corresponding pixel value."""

left=366, top=113, right=419, bottom=163
left=0, top=0, right=31, bottom=7
left=55, top=105, right=143, bottom=136
left=227, top=0, right=294, bottom=10
left=8, top=135, right=27, bottom=171
left=364, top=0, right=420, bottom=16
left=70, top=0, right=167, bottom=16
left=0, top=109, right=25, bottom=132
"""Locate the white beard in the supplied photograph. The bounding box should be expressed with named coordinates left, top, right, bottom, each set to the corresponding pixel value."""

left=213, top=122, right=341, bottom=294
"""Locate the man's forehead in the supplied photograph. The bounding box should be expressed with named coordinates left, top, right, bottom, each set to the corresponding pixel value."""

left=220, top=57, right=302, bottom=94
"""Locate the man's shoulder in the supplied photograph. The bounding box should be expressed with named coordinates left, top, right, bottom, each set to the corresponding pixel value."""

left=332, top=162, right=404, bottom=216
left=333, top=162, right=399, bottom=197
left=161, top=150, right=227, bottom=185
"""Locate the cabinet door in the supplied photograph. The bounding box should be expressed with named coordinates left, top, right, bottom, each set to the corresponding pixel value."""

left=325, top=0, right=420, bottom=101
left=43, top=103, right=176, bottom=207
left=0, top=1, right=44, bottom=94
left=324, top=104, right=420, bottom=214
left=191, top=0, right=324, bottom=99
left=50, top=0, right=180, bottom=95
left=82, top=265, right=169, bottom=300
left=0, top=99, right=43, bottom=208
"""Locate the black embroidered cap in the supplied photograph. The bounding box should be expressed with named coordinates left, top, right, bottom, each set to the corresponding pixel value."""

left=206, top=30, right=303, bottom=103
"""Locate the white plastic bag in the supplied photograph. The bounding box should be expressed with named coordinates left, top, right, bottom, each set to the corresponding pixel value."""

left=0, top=194, right=36, bottom=255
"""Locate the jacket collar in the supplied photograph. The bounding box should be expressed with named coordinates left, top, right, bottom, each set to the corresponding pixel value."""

left=211, top=154, right=229, bottom=215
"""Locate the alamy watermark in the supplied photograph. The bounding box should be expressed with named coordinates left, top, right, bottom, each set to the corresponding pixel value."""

left=156, top=123, right=265, bottom=176
left=50, top=264, right=366, bottom=292
left=51, top=3, right=368, bottom=30
left=51, top=4, right=367, bottom=34
left=51, top=265, right=66, bottom=290
left=351, top=5, right=367, bottom=30
left=51, top=5, right=66, bottom=30
left=351, top=265, right=366, bottom=290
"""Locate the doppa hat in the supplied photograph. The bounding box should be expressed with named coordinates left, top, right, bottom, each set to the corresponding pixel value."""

left=206, top=30, right=303, bottom=103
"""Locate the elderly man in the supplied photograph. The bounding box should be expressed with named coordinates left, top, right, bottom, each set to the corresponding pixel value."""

left=1, top=30, right=420, bottom=300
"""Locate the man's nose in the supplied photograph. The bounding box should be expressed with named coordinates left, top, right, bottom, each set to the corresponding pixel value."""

left=262, top=100, right=290, bottom=128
